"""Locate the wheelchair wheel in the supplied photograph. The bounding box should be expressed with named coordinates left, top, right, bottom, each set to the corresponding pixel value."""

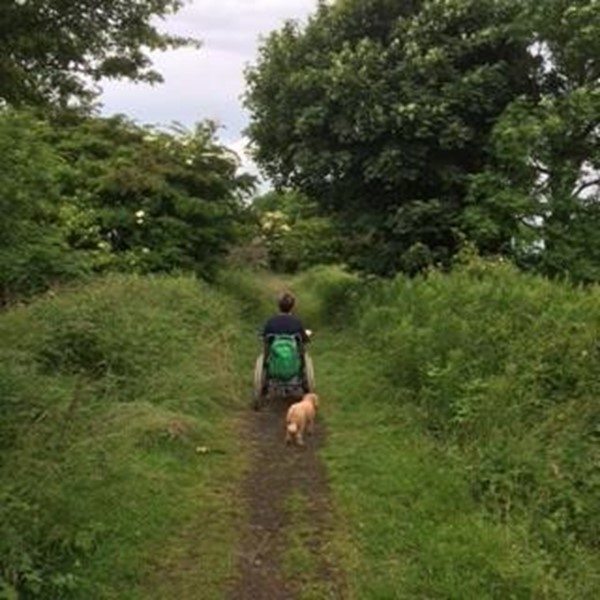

left=304, top=353, right=316, bottom=393
left=253, top=353, right=267, bottom=410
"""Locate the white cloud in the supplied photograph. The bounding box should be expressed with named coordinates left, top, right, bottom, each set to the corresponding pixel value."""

left=227, top=136, right=271, bottom=193
left=99, top=0, right=316, bottom=185
left=99, top=0, right=316, bottom=142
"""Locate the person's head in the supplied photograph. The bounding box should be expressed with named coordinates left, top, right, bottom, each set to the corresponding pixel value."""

left=278, top=291, right=295, bottom=314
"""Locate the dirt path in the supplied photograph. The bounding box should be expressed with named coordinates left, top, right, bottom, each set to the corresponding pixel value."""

left=228, top=399, right=346, bottom=599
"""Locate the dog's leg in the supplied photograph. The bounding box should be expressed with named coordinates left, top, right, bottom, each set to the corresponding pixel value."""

left=286, top=420, right=299, bottom=446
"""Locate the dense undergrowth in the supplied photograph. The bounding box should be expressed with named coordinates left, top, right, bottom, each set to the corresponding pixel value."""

left=308, top=260, right=600, bottom=598
left=2, top=262, right=599, bottom=598
left=0, top=274, right=251, bottom=599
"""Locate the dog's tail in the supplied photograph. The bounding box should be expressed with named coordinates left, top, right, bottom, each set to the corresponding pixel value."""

left=287, top=422, right=298, bottom=435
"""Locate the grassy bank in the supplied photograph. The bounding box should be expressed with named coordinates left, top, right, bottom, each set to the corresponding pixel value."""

left=302, top=261, right=600, bottom=598
left=2, top=263, right=599, bottom=598
left=0, top=274, right=253, bottom=599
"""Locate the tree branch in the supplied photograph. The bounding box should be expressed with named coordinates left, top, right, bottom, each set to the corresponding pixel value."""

left=574, top=178, right=600, bottom=197
left=580, top=118, right=600, bottom=141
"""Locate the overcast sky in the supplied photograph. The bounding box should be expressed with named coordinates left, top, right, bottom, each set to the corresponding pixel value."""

left=100, top=0, right=317, bottom=171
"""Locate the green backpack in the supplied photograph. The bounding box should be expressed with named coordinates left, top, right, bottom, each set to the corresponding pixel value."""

left=267, top=335, right=301, bottom=381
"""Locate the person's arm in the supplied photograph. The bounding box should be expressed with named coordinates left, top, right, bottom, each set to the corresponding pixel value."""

left=297, top=319, right=310, bottom=344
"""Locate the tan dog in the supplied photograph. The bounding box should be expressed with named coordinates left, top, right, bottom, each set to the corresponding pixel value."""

left=285, top=393, right=319, bottom=446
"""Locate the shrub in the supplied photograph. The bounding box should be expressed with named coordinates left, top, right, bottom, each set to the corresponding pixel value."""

left=353, top=257, right=600, bottom=580
left=0, top=274, right=246, bottom=598
left=0, top=110, right=87, bottom=304
left=291, top=265, right=362, bottom=328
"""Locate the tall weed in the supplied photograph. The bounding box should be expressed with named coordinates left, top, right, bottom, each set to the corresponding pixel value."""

left=350, top=258, right=600, bottom=591
left=290, top=265, right=362, bottom=329
left=0, top=274, right=248, bottom=598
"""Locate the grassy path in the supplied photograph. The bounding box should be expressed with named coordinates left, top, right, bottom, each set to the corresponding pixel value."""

left=139, top=268, right=600, bottom=599
left=133, top=272, right=349, bottom=599
left=223, top=272, right=348, bottom=598
left=110, top=269, right=564, bottom=599
left=4, top=270, right=597, bottom=598
left=227, top=399, right=343, bottom=599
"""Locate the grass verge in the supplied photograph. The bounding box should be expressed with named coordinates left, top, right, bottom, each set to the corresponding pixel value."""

left=307, top=258, right=600, bottom=599
left=316, top=336, right=561, bottom=599
left=0, top=274, right=253, bottom=599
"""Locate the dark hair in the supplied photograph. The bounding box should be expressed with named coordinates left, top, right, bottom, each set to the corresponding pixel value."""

left=278, top=292, right=295, bottom=313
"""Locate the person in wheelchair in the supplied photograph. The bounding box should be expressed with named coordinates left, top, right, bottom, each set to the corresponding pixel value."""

left=262, top=291, right=309, bottom=348
left=261, top=291, right=311, bottom=394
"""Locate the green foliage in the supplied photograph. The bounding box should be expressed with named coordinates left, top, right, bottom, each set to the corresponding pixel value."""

left=291, top=265, right=362, bottom=329
left=245, top=0, right=534, bottom=274
left=252, top=191, right=342, bottom=272
left=0, top=0, right=257, bottom=302
left=0, top=109, right=255, bottom=303
left=246, top=0, right=600, bottom=282
left=2, top=264, right=599, bottom=598
left=309, top=317, right=557, bottom=597
left=465, top=0, right=600, bottom=282
left=334, top=259, right=600, bottom=594
left=0, top=109, right=87, bottom=303
left=216, top=269, right=281, bottom=322
left=0, top=0, right=197, bottom=108
left=467, top=90, right=600, bottom=282
left=0, top=274, right=250, bottom=598
left=52, top=115, right=255, bottom=279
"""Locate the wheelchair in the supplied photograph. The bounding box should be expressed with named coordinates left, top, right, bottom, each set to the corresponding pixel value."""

left=253, top=332, right=315, bottom=410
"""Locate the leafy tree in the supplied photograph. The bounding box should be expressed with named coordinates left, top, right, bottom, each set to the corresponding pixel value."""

left=466, top=0, right=600, bottom=282
left=245, top=0, right=535, bottom=274
left=0, top=109, right=255, bottom=301
left=0, top=110, right=84, bottom=303
left=252, top=190, right=342, bottom=272
left=52, top=115, right=255, bottom=278
left=0, top=0, right=197, bottom=107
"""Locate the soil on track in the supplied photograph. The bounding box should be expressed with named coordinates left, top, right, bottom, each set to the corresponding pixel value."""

left=228, top=399, right=346, bottom=599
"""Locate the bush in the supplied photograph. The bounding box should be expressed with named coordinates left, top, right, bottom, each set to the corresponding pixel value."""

left=352, top=257, right=600, bottom=586
left=0, top=109, right=87, bottom=304
left=291, top=265, right=362, bottom=328
left=0, top=274, right=247, bottom=598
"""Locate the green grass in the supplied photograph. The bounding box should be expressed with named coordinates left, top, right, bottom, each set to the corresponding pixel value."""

left=0, top=274, right=254, bottom=599
left=218, top=264, right=360, bottom=332
left=306, top=259, right=600, bottom=599
left=315, top=337, right=560, bottom=599
left=3, top=263, right=600, bottom=598
left=280, top=491, right=334, bottom=600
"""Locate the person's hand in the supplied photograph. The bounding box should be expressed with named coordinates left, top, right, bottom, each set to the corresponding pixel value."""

left=305, top=329, right=313, bottom=338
